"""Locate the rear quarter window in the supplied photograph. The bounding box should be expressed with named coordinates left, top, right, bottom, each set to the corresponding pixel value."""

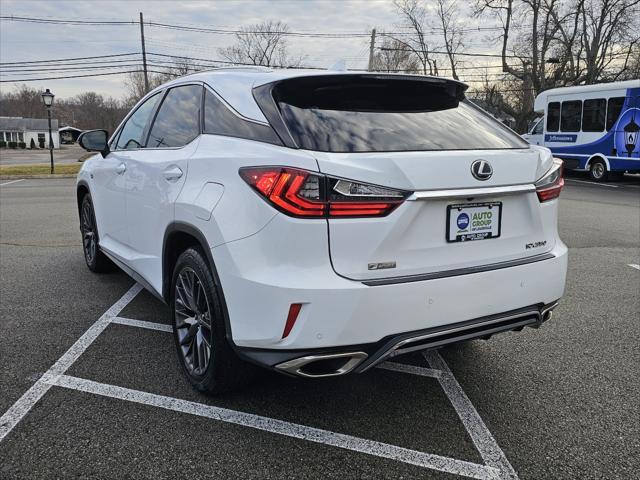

left=271, top=76, right=528, bottom=153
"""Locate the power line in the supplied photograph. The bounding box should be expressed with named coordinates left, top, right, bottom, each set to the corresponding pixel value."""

left=0, top=52, right=140, bottom=66
left=0, top=70, right=145, bottom=83
left=0, top=14, right=504, bottom=37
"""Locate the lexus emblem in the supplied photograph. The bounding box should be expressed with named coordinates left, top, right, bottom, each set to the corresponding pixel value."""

left=471, top=160, right=493, bottom=181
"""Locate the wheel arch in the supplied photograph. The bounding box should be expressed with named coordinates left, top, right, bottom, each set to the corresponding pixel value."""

left=76, top=181, right=90, bottom=220
left=162, top=222, right=236, bottom=344
left=585, top=154, right=610, bottom=171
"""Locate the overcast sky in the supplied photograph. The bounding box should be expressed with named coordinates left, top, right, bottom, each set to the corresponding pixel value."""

left=0, top=0, right=497, bottom=100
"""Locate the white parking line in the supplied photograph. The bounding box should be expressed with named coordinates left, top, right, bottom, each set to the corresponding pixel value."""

left=628, top=264, right=640, bottom=270
left=50, top=374, right=500, bottom=480
left=564, top=178, right=618, bottom=188
left=112, top=316, right=173, bottom=332
left=1, top=287, right=518, bottom=479
left=108, top=317, right=517, bottom=478
left=377, top=360, right=442, bottom=379
left=424, top=351, right=518, bottom=480
left=0, top=179, right=25, bottom=187
left=0, top=284, right=142, bottom=443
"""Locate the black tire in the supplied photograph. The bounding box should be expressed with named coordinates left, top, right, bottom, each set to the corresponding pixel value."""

left=171, top=247, right=255, bottom=394
left=80, top=194, right=115, bottom=273
left=588, top=159, right=609, bottom=182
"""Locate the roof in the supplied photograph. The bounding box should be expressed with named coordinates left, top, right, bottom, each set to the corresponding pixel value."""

left=147, top=68, right=467, bottom=123
left=59, top=126, right=83, bottom=132
left=0, top=116, right=59, bottom=131
left=534, top=79, right=640, bottom=112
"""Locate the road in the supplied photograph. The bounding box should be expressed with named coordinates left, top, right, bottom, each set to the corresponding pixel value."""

left=0, top=144, right=85, bottom=166
left=0, top=175, right=638, bottom=479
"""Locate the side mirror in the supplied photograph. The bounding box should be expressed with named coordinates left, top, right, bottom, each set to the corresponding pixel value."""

left=78, top=129, right=110, bottom=157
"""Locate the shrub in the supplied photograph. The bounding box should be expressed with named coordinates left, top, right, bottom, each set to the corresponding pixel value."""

left=18, top=142, right=26, bottom=149
left=8, top=141, right=17, bottom=148
left=30, top=138, right=36, bottom=149
left=0, top=140, right=6, bottom=148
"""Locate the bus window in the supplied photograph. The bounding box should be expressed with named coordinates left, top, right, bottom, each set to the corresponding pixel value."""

left=582, top=98, right=606, bottom=132
left=606, top=97, right=625, bottom=131
left=561, top=100, right=582, bottom=132
left=547, top=102, right=560, bottom=131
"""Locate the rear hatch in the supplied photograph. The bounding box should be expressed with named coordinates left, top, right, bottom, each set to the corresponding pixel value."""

left=263, top=74, right=557, bottom=281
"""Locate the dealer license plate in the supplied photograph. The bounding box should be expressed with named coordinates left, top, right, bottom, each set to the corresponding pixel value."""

left=446, top=202, right=502, bottom=242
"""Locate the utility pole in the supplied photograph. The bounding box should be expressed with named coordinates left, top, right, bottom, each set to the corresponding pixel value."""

left=368, top=28, right=376, bottom=71
left=139, top=12, right=149, bottom=93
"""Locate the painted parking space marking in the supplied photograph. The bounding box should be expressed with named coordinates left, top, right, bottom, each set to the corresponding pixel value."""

left=425, top=351, right=518, bottom=479
left=112, top=316, right=173, bottom=332
left=0, top=282, right=519, bottom=479
left=48, top=374, right=500, bottom=480
left=0, top=179, right=25, bottom=187
left=0, top=283, right=142, bottom=442
left=564, top=178, right=619, bottom=188
left=628, top=264, right=640, bottom=270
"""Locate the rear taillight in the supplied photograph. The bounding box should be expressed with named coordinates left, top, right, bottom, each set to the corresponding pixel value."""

left=535, top=158, right=564, bottom=202
left=240, top=166, right=409, bottom=218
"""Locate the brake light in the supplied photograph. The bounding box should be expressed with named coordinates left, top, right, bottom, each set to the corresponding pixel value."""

left=240, top=167, right=409, bottom=218
left=535, top=158, right=564, bottom=202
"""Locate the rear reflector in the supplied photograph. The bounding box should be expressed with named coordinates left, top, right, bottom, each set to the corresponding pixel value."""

left=240, top=166, right=409, bottom=218
left=282, top=303, right=303, bottom=339
left=535, top=158, right=564, bottom=202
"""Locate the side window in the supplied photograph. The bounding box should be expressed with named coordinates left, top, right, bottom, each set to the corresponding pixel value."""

left=582, top=98, right=606, bottom=132
left=547, top=102, right=560, bottom=132
left=147, top=85, right=202, bottom=148
left=203, top=88, right=281, bottom=145
left=116, top=92, right=161, bottom=150
left=606, top=97, right=625, bottom=131
left=532, top=119, right=544, bottom=135
left=560, top=100, right=582, bottom=132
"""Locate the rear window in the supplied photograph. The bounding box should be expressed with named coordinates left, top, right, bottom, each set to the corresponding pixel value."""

left=273, top=76, right=527, bottom=153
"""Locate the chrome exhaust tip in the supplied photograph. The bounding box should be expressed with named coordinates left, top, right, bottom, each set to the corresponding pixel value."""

left=275, top=352, right=368, bottom=378
left=541, top=301, right=559, bottom=323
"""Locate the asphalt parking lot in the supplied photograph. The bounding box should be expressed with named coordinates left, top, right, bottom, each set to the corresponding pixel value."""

left=1, top=174, right=639, bottom=479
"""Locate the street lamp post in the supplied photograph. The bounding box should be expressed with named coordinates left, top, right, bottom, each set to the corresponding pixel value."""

left=41, top=88, right=55, bottom=174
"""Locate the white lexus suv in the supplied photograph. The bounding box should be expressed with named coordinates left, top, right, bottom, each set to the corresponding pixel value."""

left=77, top=69, right=568, bottom=393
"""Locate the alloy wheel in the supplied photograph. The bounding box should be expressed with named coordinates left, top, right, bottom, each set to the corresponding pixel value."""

left=174, top=267, right=213, bottom=377
left=592, top=162, right=605, bottom=180
left=81, top=200, right=97, bottom=264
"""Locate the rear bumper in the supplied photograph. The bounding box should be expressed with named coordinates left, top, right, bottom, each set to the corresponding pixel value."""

left=213, top=215, right=568, bottom=354
left=239, top=300, right=560, bottom=377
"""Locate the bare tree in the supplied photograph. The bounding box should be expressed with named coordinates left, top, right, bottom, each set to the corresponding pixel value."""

left=372, top=37, right=420, bottom=72
left=218, top=20, right=303, bottom=67
left=435, top=0, right=465, bottom=79
left=552, top=0, right=640, bottom=83
left=123, top=57, right=197, bottom=105
left=392, top=0, right=439, bottom=75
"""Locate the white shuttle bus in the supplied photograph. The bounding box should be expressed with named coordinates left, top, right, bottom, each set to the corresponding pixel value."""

left=523, top=80, right=639, bottom=181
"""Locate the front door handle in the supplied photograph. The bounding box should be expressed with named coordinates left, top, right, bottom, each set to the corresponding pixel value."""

left=115, top=163, right=126, bottom=175
left=163, top=166, right=183, bottom=181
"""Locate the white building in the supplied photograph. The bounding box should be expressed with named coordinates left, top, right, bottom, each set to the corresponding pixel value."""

left=0, top=116, right=61, bottom=149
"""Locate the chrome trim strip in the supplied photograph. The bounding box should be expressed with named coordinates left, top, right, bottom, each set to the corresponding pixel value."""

left=408, top=183, right=535, bottom=200
left=275, top=352, right=367, bottom=378
left=362, top=252, right=556, bottom=287
left=361, top=309, right=542, bottom=372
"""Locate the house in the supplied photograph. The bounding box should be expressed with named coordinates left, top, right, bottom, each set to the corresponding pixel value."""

left=0, top=116, right=60, bottom=148
left=59, top=126, right=83, bottom=144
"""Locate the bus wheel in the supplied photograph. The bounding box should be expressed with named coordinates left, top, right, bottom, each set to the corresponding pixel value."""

left=589, top=160, right=608, bottom=182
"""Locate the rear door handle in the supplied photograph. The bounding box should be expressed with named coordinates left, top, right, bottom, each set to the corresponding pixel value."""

left=163, top=166, right=183, bottom=181
left=115, top=163, right=126, bottom=175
